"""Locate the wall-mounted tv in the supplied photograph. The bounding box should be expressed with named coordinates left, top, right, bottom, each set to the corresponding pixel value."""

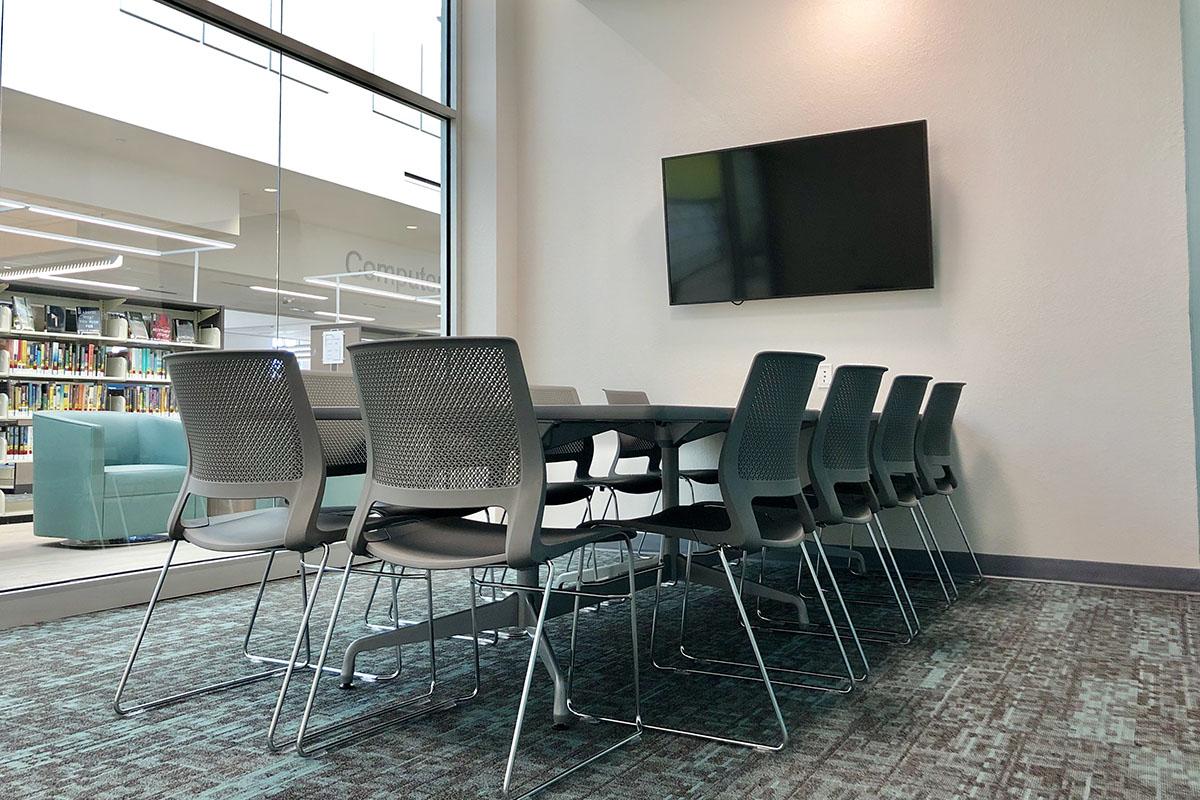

left=662, top=120, right=933, bottom=306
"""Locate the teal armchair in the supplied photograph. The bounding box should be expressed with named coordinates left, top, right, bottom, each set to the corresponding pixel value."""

left=33, top=412, right=195, bottom=544
left=32, top=411, right=364, bottom=544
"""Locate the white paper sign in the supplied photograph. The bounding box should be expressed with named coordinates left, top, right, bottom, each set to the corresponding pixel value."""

left=322, top=329, right=345, bottom=365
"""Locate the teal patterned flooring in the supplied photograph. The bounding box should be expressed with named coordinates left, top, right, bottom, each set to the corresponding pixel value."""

left=1, top=562, right=1197, bottom=799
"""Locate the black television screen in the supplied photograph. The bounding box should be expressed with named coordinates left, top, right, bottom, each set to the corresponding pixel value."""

left=662, top=120, right=933, bottom=305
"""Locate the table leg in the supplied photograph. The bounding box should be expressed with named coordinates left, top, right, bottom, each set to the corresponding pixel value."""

left=658, top=443, right=682, bottom=582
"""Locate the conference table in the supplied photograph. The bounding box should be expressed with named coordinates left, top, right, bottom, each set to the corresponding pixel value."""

left=313, top=402, right=820, bottom=725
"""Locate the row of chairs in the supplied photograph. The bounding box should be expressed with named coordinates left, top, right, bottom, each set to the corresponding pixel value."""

left=112, top=338, right=979, bottom=798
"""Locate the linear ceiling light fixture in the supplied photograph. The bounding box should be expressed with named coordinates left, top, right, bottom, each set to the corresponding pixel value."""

left=305, top=277, right=440, bottom=305
left=0, top=255, right=124, bottom=282
left=37, top=275, right=142, bottom=292
left=0, top=223, right=164, bottom=257
left=314, top=310, right=375, bottom=322
left=367, top=270, right=441, bottom=291
left=250, top=285, right=329, bottom=301
left=0, top=197, right=236, bottom=255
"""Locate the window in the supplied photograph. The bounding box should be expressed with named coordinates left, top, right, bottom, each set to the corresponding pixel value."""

left=0, top=0, right=455, bottom=593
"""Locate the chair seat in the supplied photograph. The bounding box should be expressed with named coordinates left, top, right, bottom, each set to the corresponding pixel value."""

left=620, top=499, right=806, bottom=548
left=801, top=486, right=874, bottom=526
left=590, top=472, right=662, bottom=495
left=890, top=474, right=922, bottom=506
left=365, top=517, right=631, bottom=571
left=545, top=481, right=594, bottom=506
left=182, top=507, right=350, bottom=553
left=104, top=464, right=186, bottom=498
left=680, top=468, right=719, bottom=485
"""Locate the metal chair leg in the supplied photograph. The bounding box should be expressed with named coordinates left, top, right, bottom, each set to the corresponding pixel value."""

left=864, top=518, right=919, bottom=639
left=502, top=555, right=642, bottom=799
left=115, top=541, right=294, bottom=717
left=277, top=559, right=480, bottom=757
left=909, top=507, right=955, bottom=604
left=946, top=496, right=985, bottom=583
left=646, top=546, right=789, bottom=749
left=679, top=541, right=864, bottom=692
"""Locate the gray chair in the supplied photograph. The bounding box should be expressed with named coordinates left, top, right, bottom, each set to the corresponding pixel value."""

left=865, top=375, right=957, bottom=605
left=528, top=384, right=597, bottom=515
left=115, top=351, right=349, bottom=717
left=602, top=388, right=719, bottom=497
left=915, top=381, right=984, bottom=583
left=594, top=389, right=664, bottom=514
left=611, top=351, right=853, bottom=749
left=274, top=337, right=642, bottom=799
left=303, top=369, right=483, bottom=626
left=800, top=365, right=920, bottom=643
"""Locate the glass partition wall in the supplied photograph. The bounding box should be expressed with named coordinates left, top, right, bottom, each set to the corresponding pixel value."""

left=0, top=0, right=452, bottom=592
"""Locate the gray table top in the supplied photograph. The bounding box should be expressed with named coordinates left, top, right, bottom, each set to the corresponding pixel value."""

left=310, top=403, right=738, bottom=422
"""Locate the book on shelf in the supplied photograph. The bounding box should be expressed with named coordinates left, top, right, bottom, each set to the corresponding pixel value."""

left=7, top=380, right=106, bottom=413
left=126, top=347, right=167, bottom=378
left=11, top=297, right=33, bottom=331
left=76, top=307, right=102, bottom=335
left=65, top=308, right=78, bottom=333
left=127, top=312, right=149, bottom=340
left=118, top=384, right=175, bottom=414
left=44, top=305, right=66, bottom=333
left=150, top=313, right=172, bottom=341
left=4, top=339, right=102, bottom=376
left=1, top=425, right=31, bottom=459
left=173, top=319, right=196, bottom=343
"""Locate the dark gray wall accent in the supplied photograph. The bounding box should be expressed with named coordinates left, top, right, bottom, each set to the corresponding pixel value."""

left=814, top=546, right=1200, bottom=593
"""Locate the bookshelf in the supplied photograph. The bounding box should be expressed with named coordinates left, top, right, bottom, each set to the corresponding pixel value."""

left=0, top=282, right=223, bottom=522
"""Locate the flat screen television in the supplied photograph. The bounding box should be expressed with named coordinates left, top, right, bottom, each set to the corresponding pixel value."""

left=662, top=120, right=933, bottom=305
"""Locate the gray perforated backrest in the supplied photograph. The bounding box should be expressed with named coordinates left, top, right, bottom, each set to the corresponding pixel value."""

left=717, top=352, right=823, bottom=548
left=302, top=370, right=367, bottom=476
left=915, top=382, right=964, bottom=493
left=870, top=375, right=931, bottom=507
left=602, top=388, right=661, bottom=472
left=346, top=337, right=549, bottom=568
left=530, top=384, right=593, bottom=480
left=165, top=350, right=327, bottom=551
left=808, top=365, right=887, bottom=524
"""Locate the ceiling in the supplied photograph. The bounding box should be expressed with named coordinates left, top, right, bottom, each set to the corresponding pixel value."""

left=0, top=89, right=443, bottom=333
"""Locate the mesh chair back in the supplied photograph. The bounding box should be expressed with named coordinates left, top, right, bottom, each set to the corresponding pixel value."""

left=302, top=370, right=367, bottom=476
left=602, top=388, right=661, bottom=472
left=347, top=337, right=549, bottom=567
left=870, top=375, right=931, bottom=507
left=530, top=385, right=593, bottom=480
left=718, top=352, right=823, bottom=548
left=808, top=365, right=887, bottom=523
left=915, top=381, right=965, bottom=493
left=165, top=350, right=326, bottom=549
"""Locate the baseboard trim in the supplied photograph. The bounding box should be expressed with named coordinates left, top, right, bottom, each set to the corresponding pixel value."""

left=776, top=544, right=1200, bottom=593
left=0, top=544, right=357, bottom=630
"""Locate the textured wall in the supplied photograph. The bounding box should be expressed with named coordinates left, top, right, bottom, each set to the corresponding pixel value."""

left=503, top=0, right=1199, bottom=567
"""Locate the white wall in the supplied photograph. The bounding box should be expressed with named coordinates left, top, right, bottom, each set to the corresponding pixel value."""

left=498, top=0, right=1200, bottom=568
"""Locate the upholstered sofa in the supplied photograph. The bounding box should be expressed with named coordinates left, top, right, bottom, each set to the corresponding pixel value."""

left=32, top=412, right=361, bottom=544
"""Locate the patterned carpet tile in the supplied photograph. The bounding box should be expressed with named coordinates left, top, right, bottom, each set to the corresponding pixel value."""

left=0, top=561, right=1197, bottom=799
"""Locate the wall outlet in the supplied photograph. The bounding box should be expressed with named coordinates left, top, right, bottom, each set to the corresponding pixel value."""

left=817, top=363, right=833, bottom=389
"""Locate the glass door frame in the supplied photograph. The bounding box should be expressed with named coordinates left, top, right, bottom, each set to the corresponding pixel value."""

left=157, top=0, right=459, bottom=335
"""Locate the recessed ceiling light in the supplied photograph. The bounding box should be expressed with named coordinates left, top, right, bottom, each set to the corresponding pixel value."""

left=263, top=187, right=278, bottom=193
left=406, top=225, right=418, bottom=230
left=249, top=285, right=328, bottom=301
left=314, top=310, right=375, bottom=322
